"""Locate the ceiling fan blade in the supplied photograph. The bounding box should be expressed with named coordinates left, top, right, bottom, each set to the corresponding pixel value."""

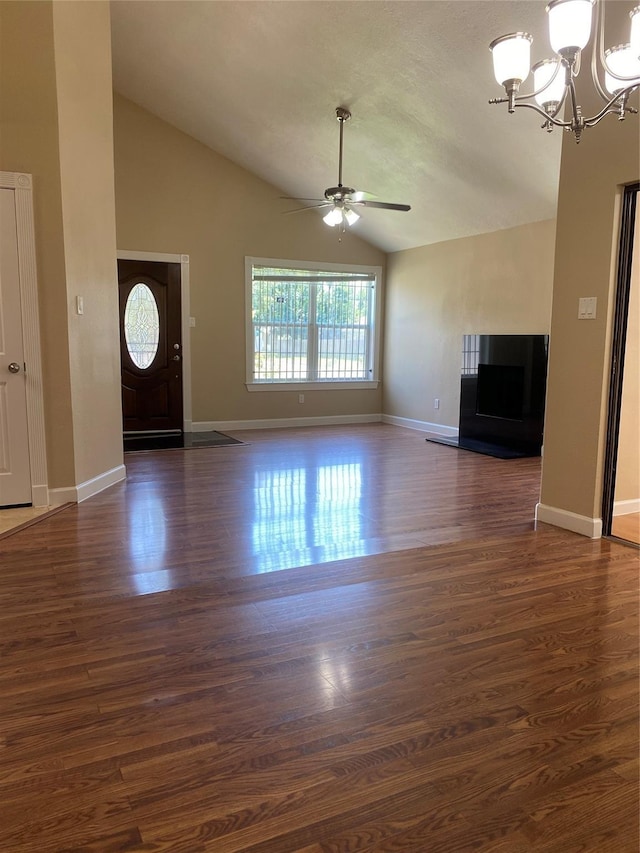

left=284, top=203, right=332, bottom=214
left=358, top=200, right=411, bottom=212
left=280, top=196, right=326, bottom=202
left=351, top=190, right=377, bottom=201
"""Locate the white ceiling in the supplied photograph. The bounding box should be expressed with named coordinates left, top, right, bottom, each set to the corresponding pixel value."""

left=110, top=0, right=562, bottom=253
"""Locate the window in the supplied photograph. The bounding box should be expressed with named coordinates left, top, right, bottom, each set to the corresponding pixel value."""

left=124, top=282, right=160, bottom=369
left=462, top=334, right=480, bottom=376
left=246, top=257, right=382, bottom=390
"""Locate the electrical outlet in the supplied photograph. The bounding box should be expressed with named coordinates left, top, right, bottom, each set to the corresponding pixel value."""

left=434, top=398, right=440, bottom=410
left=298, top=394, right=304, bottom=403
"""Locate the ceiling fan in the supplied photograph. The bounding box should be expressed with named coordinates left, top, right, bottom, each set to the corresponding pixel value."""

left=285, top=107, right=411, bottom=230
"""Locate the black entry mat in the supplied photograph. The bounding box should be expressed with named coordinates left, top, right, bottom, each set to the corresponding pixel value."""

left=124, top=431, right=246, bottom=453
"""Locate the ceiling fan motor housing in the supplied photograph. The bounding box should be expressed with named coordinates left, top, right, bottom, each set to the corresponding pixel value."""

left=324, top=186, right=355, bottom=201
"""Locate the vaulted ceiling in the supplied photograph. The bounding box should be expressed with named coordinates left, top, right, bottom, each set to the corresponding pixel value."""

left=110, top=0, right=562, bottom=253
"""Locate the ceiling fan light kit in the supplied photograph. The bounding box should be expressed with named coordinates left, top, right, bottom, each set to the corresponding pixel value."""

left=489, top=0, right=640, bottom=142
left=323, top=205, right=360, bottom=227
left=285, top=107, right=411, bottom=236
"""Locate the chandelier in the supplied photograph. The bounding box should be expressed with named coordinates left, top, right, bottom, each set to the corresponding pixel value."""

left=489, top=0, right=640, bottom=142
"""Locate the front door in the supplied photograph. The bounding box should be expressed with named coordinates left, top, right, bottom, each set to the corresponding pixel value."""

left=0, top=188, right=31, bottom=506
left=118, top=259, right=183, bottom=433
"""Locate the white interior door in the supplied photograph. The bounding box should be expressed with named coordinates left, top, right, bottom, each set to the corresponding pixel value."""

left=0, top=188, right=32, bottom=506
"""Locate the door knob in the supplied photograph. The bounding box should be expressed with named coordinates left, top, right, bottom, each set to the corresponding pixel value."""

left=172, top=354, right=181, bottom=361
left=8, top=362, right=21, bottom=374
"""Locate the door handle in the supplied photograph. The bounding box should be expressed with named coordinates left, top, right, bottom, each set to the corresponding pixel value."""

left=8, top=362, right=21, bottom=374
left=172, top=354, right=181, bottom=362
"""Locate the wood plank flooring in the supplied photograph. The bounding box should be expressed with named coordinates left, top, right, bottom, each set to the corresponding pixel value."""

left=0, top=424, right=637, bottom=852
left=611, top=512, right=640, bottom=546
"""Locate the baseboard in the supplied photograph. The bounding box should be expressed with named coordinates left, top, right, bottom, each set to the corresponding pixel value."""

left=192, top=414, right=458, bottom=435
left=48, top=486, right=79, bottom=506
left=613, top=498, right=640, bottom=517
left=49, top=464, right=126, bottom=506
left=381, top=414, right=459, bottom=437
left=31, top=484, right=50, bottom=508
left=192, top=414, right=382, bottom=431
left=535, top=503, right=602, bottom=539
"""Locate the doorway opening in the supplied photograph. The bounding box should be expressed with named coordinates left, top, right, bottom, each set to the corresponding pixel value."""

left=602, top=183, right=639, bottom=547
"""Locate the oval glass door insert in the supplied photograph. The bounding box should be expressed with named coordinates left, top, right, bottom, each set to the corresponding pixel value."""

left=124, top=282, right=160, bottom=369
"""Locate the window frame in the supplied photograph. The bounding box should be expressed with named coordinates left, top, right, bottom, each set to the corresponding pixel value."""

left=245, top=256, right=383, bottom=392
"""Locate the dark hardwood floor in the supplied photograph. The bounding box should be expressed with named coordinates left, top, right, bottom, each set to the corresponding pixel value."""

left=0, top=424, right=638, bottom=852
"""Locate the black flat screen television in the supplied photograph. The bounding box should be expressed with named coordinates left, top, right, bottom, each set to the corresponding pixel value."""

left=476, top=363, right=525, bottom=421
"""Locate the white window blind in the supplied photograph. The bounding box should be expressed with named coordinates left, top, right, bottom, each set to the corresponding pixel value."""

left=246, top=259, right=380, bottom=388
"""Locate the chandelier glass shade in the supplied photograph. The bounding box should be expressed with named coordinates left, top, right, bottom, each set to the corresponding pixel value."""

left=489, top=0, right=640, bottom=142
left=547, top=0, right=594, bottom=52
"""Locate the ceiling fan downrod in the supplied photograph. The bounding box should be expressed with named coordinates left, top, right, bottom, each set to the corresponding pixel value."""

left=336, top=107, right=350, bottom=189
left=325, top=107, right=355, bottom=201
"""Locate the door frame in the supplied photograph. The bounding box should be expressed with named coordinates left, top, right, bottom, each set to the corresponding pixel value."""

left=602, top=182, right=639, bottom=540
left=0, top=172, right=48, bottom=506
left=116, top=250, right=192, bottom=432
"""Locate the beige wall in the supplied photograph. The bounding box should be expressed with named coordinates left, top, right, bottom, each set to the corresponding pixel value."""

left=0, top=0, right=122, bottom=492
left=0, top=0, right=74, bottom=487
left=383, top=220, right=556, bottom=428
left=53, top=1, right=122, bottom=485
left=614, top=212, right=640, bottom=508
left=113, top=94, right=386, bottom=425
left=539, top=2, right=640, bottom=525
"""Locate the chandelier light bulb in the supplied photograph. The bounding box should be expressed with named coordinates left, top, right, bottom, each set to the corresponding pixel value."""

left=344, top=208, right=360, bottom=226
left=546, top=0, right=594, bottom=54
left=604, top=44, right=640, bottom=94
left=490, top=33, right=533, bottom=86
left=533, top=59, right=565, bottom=106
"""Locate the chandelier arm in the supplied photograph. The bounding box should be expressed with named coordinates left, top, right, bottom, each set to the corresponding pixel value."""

left=583, top=88, right=638, bottom=124
left=596, top=0, right=607, bottom=68
left=513, top=60, right=564, bottom=102
left=567, top=77, right=582, bottom=129
left=514, top=87, right=638, bottom=129
left=590, top=0, right=612, bottom=102
left=584, top=108, right=629, bottom=128
left=594, top=0, right=640, bottom=89
left=573, top=49, right=582, bottom=79
left=513, top=101, right=573, bottom=127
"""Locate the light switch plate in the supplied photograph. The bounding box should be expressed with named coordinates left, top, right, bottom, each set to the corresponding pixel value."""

left=578, top=297, right=597, bottom=319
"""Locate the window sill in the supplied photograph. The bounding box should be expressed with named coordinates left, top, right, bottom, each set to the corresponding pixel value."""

left=246, top=380, right=380, bottom=392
